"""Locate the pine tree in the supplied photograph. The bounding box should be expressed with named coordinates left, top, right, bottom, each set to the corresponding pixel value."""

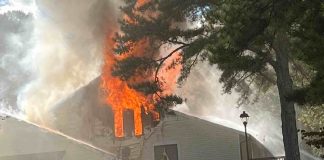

left=300, top=128, right=324, bottom=158
left=111, top=0, right=324, bottom=159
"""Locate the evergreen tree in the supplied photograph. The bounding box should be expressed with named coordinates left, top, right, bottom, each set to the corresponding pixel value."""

left=300, top=128, right=324, bottom=158
left=111, top=0, right=324, bottom=159
left=299, top=106, right=324, bottom=157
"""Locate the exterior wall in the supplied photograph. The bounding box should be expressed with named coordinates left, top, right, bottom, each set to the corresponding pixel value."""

left=140, top=114, right=241, bottom=160
left=47, top=77, right=273, bottom=160
left=239, top=135, right=273, bottom=160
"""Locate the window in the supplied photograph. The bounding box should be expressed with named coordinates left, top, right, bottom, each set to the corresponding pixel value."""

left=154, top=144, right=178, bottom=160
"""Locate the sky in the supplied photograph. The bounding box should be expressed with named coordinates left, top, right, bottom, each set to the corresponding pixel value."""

left=0, top=0, right=8, bottom=6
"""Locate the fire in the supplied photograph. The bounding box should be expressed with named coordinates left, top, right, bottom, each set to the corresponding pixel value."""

left=100, top=36, right=159, bottom=138
left=100, top=0, right=180, bottom=138
left=159, top=52, right=182, bottom=95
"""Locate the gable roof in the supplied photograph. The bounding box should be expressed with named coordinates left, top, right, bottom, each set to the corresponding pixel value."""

left=0, top=116, right=116, bottom=159
left=0, top=151, right=66, bottom=160
left=171, top=110, right=246, bottom=135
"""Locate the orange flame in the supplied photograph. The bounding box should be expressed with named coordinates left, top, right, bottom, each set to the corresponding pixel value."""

left=100, top=36, right=159, bottom=138
left=100, top=0, right=180, bottom=138
left=159, top=52, right=182, bottom=95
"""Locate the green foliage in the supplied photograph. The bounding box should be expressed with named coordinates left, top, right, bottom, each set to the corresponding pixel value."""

left=299, top=105, right=324, bottom=157
left=112, top=56, right=157, bottom=80
left=299, top=128, right=324, bottom=158
left=115, top=0, right=278, bottom=98
left=130, top=81, right=162, bottom=95
left=115, top=0, right=324, bottom=104
left=155, top=95, right=183, bottom=118
left=299, top=105, right=324, bottom=130
left=289, top=0, right=324, bottom=105
left=112, top=1, right=324, bottom=158
left=113, top=0, right=324, bottom=111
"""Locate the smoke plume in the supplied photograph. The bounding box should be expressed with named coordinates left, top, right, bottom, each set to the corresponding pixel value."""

left=175, top=62, right=284, bottom=155
left=0, top=0, right=121, bottom=124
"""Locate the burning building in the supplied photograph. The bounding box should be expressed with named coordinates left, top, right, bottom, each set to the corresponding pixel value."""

left=0, top=74, right=278, bottom=160
left=28, top=77, right=272, bottom=160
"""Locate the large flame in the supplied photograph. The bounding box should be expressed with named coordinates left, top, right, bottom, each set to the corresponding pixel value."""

left=100, top=36, right=159, bottom=138
left=100, top=0, right=181, bottom=138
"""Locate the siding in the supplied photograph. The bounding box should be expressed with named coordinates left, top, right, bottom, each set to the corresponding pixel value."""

left=141, top=114, right=241, bottom=160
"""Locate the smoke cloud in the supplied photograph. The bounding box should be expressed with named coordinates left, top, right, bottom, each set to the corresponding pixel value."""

left=0, top=0, right=121, bottom=124
left=175, top=62, right=284, bottom=155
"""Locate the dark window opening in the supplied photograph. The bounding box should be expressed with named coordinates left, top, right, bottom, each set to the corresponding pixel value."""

left=154, top=144, right=178, bottom=160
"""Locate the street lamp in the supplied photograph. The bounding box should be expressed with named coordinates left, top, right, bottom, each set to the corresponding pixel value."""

left=240, top=111, right=250, bottom=160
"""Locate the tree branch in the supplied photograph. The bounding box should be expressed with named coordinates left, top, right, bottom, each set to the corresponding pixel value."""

left=247, top=46, right=277, bottom=70
left=167, top=39, right=189, bottom=46
left=188, top=52, right=200, bottom=70
left=289, top=57, right=312, bottom=82
left=258, top=71, right=277, bottom=85
left=154, top=44, right=190, bottom=83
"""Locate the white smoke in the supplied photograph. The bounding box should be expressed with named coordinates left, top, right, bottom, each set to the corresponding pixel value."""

left=175, top=62, right=321, bottom=159
left=175, top=62, right=284, bottom=156
left=0, top=0, right=37, bottom=15
left=0, top=0, right=121, bottom=124
left=0, top=0, right=34, bottom=116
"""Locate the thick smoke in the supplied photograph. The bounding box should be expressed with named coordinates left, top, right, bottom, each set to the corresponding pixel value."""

left=0, top=0, right=35, bottom=115
left=0, top=0, right=121, bottom=124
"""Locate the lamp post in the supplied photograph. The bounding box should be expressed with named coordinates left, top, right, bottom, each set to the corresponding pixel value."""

left=240, top=111, right=250, bottom=160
